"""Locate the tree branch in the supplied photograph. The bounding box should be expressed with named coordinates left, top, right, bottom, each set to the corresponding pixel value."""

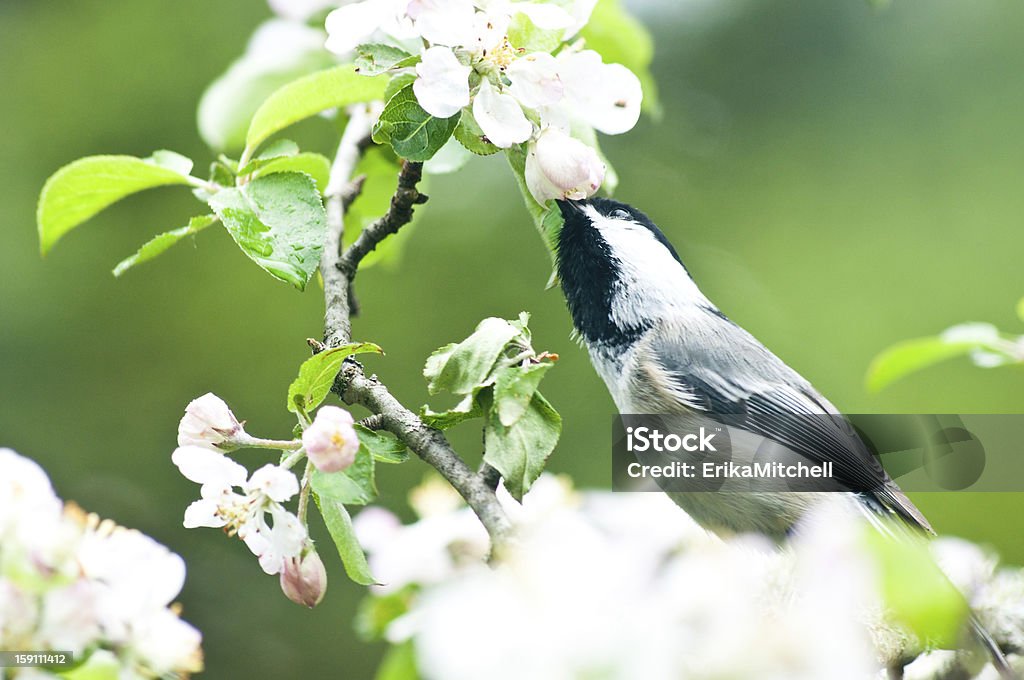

left=337, top=160, right=426, bottom=281
left=318, top=114, right=513, bottom=553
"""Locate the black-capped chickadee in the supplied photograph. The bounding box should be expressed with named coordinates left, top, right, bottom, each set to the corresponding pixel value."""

left=554, top=197, right=1013, bottom=677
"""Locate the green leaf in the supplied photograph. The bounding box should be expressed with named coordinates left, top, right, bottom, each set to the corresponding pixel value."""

left=38, top=155, right=193, bottom=255
left=287, top=342, right=383, bottom=415
left=250, top=153, right=332, bottom=193
left=1016, top=297, right=1024, bottom=323
left=311, top=445, right=377, bottom=505
left=356, top=424, right=408, bottom=464
left=423, top=318, right=521, bottom=395
left=344, top=147, right=411, bottom=269
left=493, top=361, right=554, bottom=427
left=866, top=336, right=993, bottom=392
left=581, top=0, right=661, bottom=116
left=147, top=149, right=195, bottom=176
left=112, top=214, right=217, bottom=277
left=420, top=393, right=485, bottom=430
left=372, top=85, right=461, bottom=162
left=374, top=641, right=420, bottom=680
left=318, top=498, right=377, bottom=585
left=454, top=109, right=500, bottom=156
left=245, top=64, right=389, bottom=158
left=862, top=527, right=969, bottom=647
left=356, top=44, right=419, bottom=76
left=355, top=588, right=415, bottom=642
left=58, top=650, right=120, bottom=680
left=384, top=73, right=416, bottom=102
left=207, top=172, right=326, bottom=290
left=483, top=392, right=561, bottom=501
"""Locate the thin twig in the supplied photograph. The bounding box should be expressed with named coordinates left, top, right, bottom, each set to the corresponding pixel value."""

left=337, top=160, right=426, bottom=281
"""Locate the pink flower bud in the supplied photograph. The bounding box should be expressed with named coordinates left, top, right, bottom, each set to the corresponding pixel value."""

left=302, top=406, right=359, bottom=473
left=177, top=393, right=244, bottom=451
left=525, top=128, right=605, bottom=204
left=280, top=548, right=327, bottom=608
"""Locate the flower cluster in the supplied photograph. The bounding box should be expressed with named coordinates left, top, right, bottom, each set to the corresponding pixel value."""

left=355, top=476, right=1024, bottom=680
left=324, top=0, right=643, bottom=203
left=0, top=448, right=202, bottom=679
left=171, top=394, right=360, bottom=606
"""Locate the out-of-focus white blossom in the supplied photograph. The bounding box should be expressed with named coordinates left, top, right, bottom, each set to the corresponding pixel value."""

left=302, top=405, right=360, bottom=472
left=177, top=392, right=246, bottom=450
left=280, top=548, right=329, bottom=608
left=268, top=0, right=337, bottom=21
left=172, top=447, right=306, bottom=575
left=525, top=126, right=605, bottom=202
left=324, top=0, right=417, bottom=55
left=0, top=449, right=202, bottom=677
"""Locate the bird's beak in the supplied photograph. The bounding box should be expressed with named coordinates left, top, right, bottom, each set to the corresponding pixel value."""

left=555, top=199, right=584, bottom=219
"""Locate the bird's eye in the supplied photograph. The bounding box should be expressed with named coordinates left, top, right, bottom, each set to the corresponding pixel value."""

left=609, top=208, right=631, bottom=220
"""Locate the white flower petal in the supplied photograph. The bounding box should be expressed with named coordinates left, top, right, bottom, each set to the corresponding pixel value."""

left=407, top=0, right=478, bottom=46
left=267, top=0, right=337, bottom=21
left=525, top=127, right=605, bottom=203
left=325, top=0, right=386, bottom=55
left=246, top=465, right=300, bottom=503
left=183, top=499, right=225, bottom=529
left=558, top=50, right=643, bottom=135
left=414, top=46, right=471, bottom=118
left=513, top=2, right=573, bottom=30
left=473, top=80, right=532, bottom=148
left=303, top=406, right=360, bottom=473
left=171, top=447, right=248, bottom=488
left=508, top=52, right=564, bottom=109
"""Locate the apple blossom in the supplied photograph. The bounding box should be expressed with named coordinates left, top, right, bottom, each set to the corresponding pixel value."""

left=177, top=392, right=245, bottom=450
left=0, top=449, right=203, bottom=677
left=524, top=127, right=605, bottom=203
left=414, top=46, right=472, bottom=118
left=171, top=446, right=306, bottom=575
left=280, top=548, right=328, bottom=608
left=473, top=79, right=532, bottom=148
left=302, top=405, right=360, bottom=472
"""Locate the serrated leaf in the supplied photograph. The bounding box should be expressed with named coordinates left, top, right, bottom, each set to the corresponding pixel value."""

left=356, top=424, right=408, bottom=464
left=207, top=172, right=326, bottom=290
left=372, top=85, right=461, bottom=162
left=420, top=393, right=485, bottom=430
left=112, top=214, right=217, bottom=277
left=423, top=318, right=521, bottom=395
left=38, top=155, right=194, bottom=255
left=494, top=361, right=554, bottom=427
left=287, top=342, right=383, bottom=415
left=318, top=497, right=377, bottom=585
left=454, top=109, right=500, bottom=156
left=581, top=0, right=661, bottom=116
left=384, top=73, right=416, bottom=102
left=250, top=153, right=332, bottom=193
left=311, top=446, right=377, bottom=505
left=483, top=391, right=561, bottom=501
left=862, top=526, right=969, bottom=647
left=356, top=44, right=419, bottom=76
left=245, top=64, right=389, bottom=158
left=866, top=336, right=995, bottom=392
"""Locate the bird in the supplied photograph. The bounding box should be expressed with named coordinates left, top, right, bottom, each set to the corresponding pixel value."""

left=554, top=196, right=1013, bottom=677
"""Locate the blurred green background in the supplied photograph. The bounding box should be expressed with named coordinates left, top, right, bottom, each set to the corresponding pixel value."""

left=2, top=0, right=1023, bottom=677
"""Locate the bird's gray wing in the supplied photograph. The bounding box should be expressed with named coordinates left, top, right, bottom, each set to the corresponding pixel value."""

left=636, top=313, right=933, bottom=533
